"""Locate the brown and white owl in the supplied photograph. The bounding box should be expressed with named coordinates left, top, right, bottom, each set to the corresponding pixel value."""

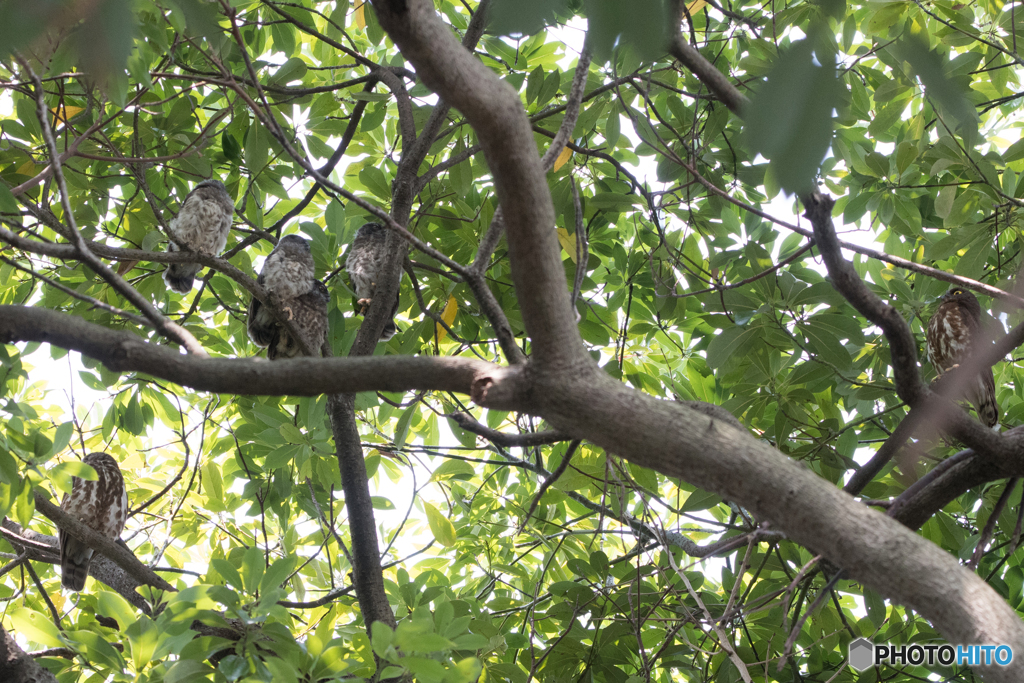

left=163, top=179, right=234, bottom=293
left=247, top=235, right=329, bottom=359
left=59, top=452, right=128, bottom=592
left=926, top=287, right=999, bottom=428
left=345, top=222, right=399, bottom=340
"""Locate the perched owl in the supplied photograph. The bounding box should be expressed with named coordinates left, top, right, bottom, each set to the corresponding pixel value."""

left=59, top=452, right=128, bottom=592
left=345, top=223, right=399, bottom=340
left=163, top=179, right=234, bottom=293
left=247, top=235, right=329, bottom=359
left=926, top=287, right=999, bottom=427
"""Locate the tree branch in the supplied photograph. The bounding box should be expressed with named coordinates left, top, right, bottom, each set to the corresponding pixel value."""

left=0, top=305, right=516, bottom=400
left=0, top=624, right=59, bottom=683
left=668, top=0, right=749, bottom=116
left=32, top=492, right=175, bottom=592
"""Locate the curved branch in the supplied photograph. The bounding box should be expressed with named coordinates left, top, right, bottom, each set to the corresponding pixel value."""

left=802, top=193, right=1009, bottom=456
left=13, top=57, right=207, bottom=358
left=0, top=305, right=516, bottom=400
left=371, top=0, right=582, bottom=366
left=448, top=412, right=570, bottom=447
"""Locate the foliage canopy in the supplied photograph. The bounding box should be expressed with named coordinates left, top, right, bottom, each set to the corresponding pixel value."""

left=0, top=0, right=1023, bottom=681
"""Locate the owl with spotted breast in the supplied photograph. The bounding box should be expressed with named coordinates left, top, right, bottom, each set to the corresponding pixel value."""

left=59, top=452, right=128, bottom=591
left=163, top=179, right=234, bottom=293
left=926, top=287, right=999, bottom=427
left=346, top=223, right=399, bottom=340
left=247, top=235, right=329, bottom=359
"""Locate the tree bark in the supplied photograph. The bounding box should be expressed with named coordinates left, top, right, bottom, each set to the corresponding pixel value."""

left=0, top=624, right=58, bottom=683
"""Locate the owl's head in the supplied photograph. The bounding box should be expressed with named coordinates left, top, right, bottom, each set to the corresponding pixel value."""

left=942, top=287, right=982, bottom=315
left=195, top=178, right=227, bottom=192
left=355, top=222, right=386, bottom=239
left=277, top=234, right=311, bottom=252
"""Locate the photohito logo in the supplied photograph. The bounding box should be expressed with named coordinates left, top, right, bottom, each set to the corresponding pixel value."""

left=847, top=638, right=1014, bottom=671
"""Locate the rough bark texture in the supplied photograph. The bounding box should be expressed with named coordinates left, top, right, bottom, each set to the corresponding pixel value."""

left=0, top=624, right=58, bottom=683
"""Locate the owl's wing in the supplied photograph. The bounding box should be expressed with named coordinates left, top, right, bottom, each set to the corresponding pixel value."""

left=269, top=281, right=331, bottom=360
left=247, top=271, right=278, bottom=348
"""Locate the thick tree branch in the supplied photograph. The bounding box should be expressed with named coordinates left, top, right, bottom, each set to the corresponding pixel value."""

left=0, top=623, right=59, bottom=683
left=0, top=305, right=515, bottom=400
left=371, top=0, right=582, bottom=366
left=1, top=519, right=152, bottom=614
left=362, top=4, right=1024, bottom=679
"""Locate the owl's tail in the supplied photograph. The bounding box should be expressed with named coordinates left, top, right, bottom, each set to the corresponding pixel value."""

left=268, top=328, right=301, bottom=360
left=970, top=371, right=1000, bottom=428
left=163, top=262, right=202, bottom=293
left=379, top=293, right=400, bottom=341
left=59, top=532, right=93, bottom=591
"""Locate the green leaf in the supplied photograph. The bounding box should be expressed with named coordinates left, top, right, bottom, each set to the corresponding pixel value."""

left=489, top=0, right=569, bottom=36
left=10, top=608, right=64, bottom=648
left=359, top=165, right=391, bottom=201
left=260, top=555, right=298, bottom=593
left=864, top=587, right=887, bottom=627
left=245, top=123, right=269, bottom=173
left=423, top=502, right=457, bottom=547
left=935, top=184, right=956, bottom=219
left=97, top=591, right=137, bottom=630
left=165, top=659, right=216, bottom=683
left=802, top=322, right=853, bottom=370
left=218, top=654, right=248, bottom=682
left=892, top=35, right=979, bottom=147
left=394, top=406, right=415, bottom=449
left=744, top=38, right=841, bottom=195
left=585, top=0, right=671, bottom=63
left=681, top=488, right=722, bottom=512
left=370, top=620, right=394, bottom=657
left=125, top=615, right=159, bottom=672
left=0, top=183, right=19, bottom=214
left=222, top=131, right=242, bottom=163
left=211, top=558, right=244, bottom=593
left=706, top=325, right=763, bottom=370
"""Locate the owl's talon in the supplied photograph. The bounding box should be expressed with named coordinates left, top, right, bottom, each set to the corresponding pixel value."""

left=357, top=297, right=372, bottom=315
left=283, top=306, right=294, bottom=321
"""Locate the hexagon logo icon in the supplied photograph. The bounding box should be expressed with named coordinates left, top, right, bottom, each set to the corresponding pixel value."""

left=848, top=638, right=875, bottom=671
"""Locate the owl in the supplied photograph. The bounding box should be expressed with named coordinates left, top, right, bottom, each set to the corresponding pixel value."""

left=163, top=179, right=234, bottom=293
left=926, top=287, right=999, bottom=427
left=59, top=452, right=128, bottom=592
left=247, top=235, right=329, bottom=359
left=345, top=222, right=399, bottom=340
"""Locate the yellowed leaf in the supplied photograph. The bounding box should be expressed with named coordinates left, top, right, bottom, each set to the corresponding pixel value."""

left=686, top=0, right=707, bottom=14
left=51, top=104, right=83, bottom=125
left=555, top=227, right=577, bottom=263
left=16, top=160, right=35, bottom=177
left=435, top=295, right=458, bottom=343
left=552, top=146, right=572, bottom=172
left=355, top=0, right=365, bottom=29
